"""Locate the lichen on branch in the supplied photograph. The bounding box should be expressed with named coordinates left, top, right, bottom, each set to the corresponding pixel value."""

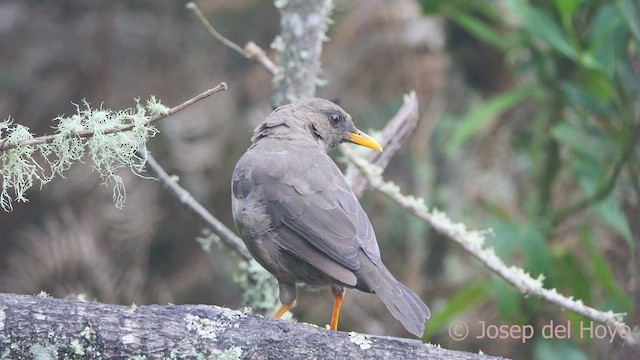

left=0, top=97, right=168, bottom=211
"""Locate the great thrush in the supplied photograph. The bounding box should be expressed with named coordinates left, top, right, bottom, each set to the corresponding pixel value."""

left=231, top=98, right=430, bottom=336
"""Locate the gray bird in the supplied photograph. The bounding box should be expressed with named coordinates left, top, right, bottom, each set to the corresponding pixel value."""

left=231, top=98, right=430, bottom=336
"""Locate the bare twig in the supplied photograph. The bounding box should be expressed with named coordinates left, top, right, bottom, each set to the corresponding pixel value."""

left=0, top=82, right=228, bottom=152
left=186, top=2, right=281, bottom=78
left=142, top=152, right=252, bottom=262
left=243, top=41, right=282, bottom=79
left=341, top=146, right=640, bottom=346
left=342, top=91, right=420, bottom=197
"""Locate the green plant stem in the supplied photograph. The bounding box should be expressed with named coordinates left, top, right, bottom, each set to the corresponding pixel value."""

left=552, top=121, right=640, bottom=226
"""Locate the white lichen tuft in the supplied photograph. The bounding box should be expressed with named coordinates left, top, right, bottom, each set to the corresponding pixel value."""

left=218, top=346, right=243, bottom=360
left=128, top=303, right=138, bottom=314
left=29, top=344, right=58, bottom=360
left=196, top=228, right=221, bottom=253
left=185, top=314, right=219, bottom=340
left=0, top=307, right=5, bottom=332
left=270, top=35, right=285, bottom=53
left=233, top=259, right=280, bottom=313
left=0, top=118, right=46, bottom=211
left=146, top=96, right=170, bottom=116
left=81, top=326, right=96, bottom=342
left=0, top=96, right=165, bottom=211
left=348, top=332, right=372, bottom=350
left=273, top=0, right=289, bottom=9
left=69, top=339, right=85, bottom=356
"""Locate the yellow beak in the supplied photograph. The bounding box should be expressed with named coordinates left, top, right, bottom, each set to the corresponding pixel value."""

left=348, top=131, right=383, bottom=152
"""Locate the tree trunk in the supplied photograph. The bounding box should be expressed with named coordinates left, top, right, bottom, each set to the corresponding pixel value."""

left=271, top=0, right=332, bottom=107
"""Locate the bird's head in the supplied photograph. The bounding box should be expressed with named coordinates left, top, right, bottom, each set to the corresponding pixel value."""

left=264, top=98, right=383, bottom=153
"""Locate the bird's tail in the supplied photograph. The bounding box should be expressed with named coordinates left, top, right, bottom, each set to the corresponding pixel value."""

left=355, top=252, right=430, bottom=337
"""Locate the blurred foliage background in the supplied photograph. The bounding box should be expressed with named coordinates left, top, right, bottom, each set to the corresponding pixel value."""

left=0, top=0, right=638, bottom=359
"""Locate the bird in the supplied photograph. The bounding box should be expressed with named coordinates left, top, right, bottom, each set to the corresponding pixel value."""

left=231, top=98, right=430, bottom=337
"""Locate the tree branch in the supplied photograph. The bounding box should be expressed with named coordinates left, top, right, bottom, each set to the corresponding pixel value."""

left=0, top=293, right=500, bottom=359
left=342, top=91, right=420, bottom=197
left=141, top=151, right=252, bottom=262
left=341, top=147, right=640, bottom=346
left=271, top=0, right=333, bottom=106
left=0, top=82, right=228, bottom=152
left=186, top=2, right=282, bottom=78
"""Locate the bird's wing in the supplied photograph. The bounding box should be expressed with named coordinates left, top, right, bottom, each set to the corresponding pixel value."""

left=233, top=146, right=381, bottom=272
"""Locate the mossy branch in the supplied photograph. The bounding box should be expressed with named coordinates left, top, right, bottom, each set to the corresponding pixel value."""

left=340, top=146, right=640, bottom=346
left=0, top=82, right=227, bottom=212
left=0, top=83, right=227, bottom=152
left=0, top=293, right=496, bottom=360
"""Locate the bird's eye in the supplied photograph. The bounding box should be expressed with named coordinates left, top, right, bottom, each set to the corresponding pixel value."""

left=329, top=113, right=343, bottom=126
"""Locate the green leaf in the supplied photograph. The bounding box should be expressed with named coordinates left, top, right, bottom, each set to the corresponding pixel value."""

left=588, top=3, right=628, bottom=78
left=559, top=83, right=614, bottom=116
left=508, top=0, right=578, bottom=60
left=550, top=246, right=592, bottom=304
left=495, top=280, right=521, bottom=319
left=581, top=228, right=633, bottom=312
left=571, top=156, right=634, bottom=246
left=447, top=85, right=534, bottom=153
left=553, top=0, right=581, bottom=19
left=551, top=121, right=615, bottom=163
left=451, top=12, right=510, bottom=50
left=487, top=218, right=550, bottom=280
left=417, top=0, right=447, bottom=14
left=582, top=69, right=617, bottom=102
left=591, top=193, right=634, bottom=248
left=533, top=339, right=587, bottom=360
left=423, top=281, right=491, bottom=339
left=620, top=0, right=640, bottom=42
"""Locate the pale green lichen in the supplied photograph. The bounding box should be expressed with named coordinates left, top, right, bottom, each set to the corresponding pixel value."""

left=195, top=228, right=220, bottom=253
left=0, top=307, right=5, bottom=332
left=145, top=96, right=170, bottom=116
left=121, top=333, right=136, bottom=344
left=185, top=314, right=218, bottom=340
left=348, top=332, right=372, bottom=350
left=69, top=339, right=85, bottom=356
left=168, top=348, right=179, bottom=359
left=270, top=35, right=285, bottom=53
left=218, top=346, right=243, bottom=360
left=128, top=303, right=138, bottom=314
left=233, top=259, right=280, bottom=313
left=273, top=0, right=289, bottom=9
left=81, top=326, right=96, bottom=342
left=0, top=96, right=165, bottom=212
left=0, top=119, right=48, bottom=211
left=29, top=344, right=58, bottom=360
left=220, top=307, right=246, bottom=321
left=36, top=290, right=50, bottom=298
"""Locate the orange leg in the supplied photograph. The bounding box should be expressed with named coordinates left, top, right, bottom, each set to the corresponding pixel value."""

left=273, top=302, right=293, bottom=319
left=330, top=288, right=346, bottom=331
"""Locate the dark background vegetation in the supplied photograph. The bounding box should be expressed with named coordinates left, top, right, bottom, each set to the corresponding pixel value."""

left=0, top=1, right=638, bottom=359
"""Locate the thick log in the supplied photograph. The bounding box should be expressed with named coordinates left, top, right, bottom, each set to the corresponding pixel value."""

left=0, top=293, right=504, bottom=359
